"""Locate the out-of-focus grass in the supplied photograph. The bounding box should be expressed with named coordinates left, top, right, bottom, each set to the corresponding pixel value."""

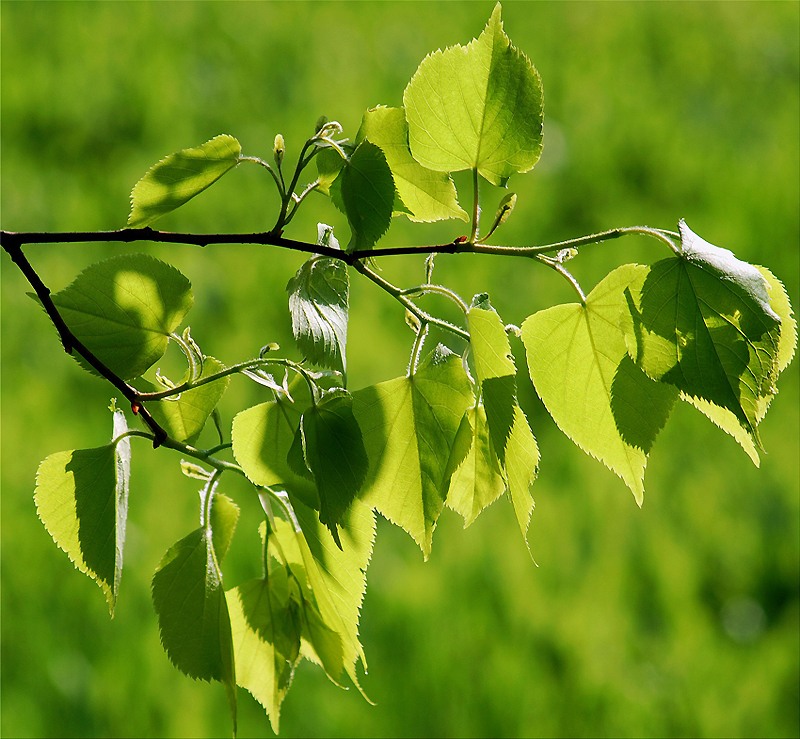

left=1, top=2, right=797, bottom=737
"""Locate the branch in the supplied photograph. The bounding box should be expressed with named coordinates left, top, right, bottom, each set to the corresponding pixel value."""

left=1, top=224, right=679, bottom=262
left=1, top=234, right=168, bottom=446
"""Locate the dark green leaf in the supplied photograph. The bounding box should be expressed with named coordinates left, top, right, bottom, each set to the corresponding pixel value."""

left=622, top=238, right=787, bottom=449
left=293, top=392, right=368, bottom=546
left=151, top=482, right=239, bottom=729
left=340, top=140, right=395, bottom=251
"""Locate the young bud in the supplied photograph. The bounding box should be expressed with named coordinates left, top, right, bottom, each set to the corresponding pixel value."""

left=273, top=133, right=285, bottom=166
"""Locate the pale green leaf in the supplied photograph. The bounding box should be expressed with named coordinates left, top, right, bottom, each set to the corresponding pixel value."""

left=210, top=491, right=240, bottom=564
left=227, top=570, right=301, bottom=734
left=269, top=498, right=376, bottom=694
left=403, top=3, right=543, bottom=185
left=352, top=346, right=472, bottom=557
left=287, top=255, right=349, bottom=374
left=340, top=140, right=395, bottom=251
left=33, top=409, right=131, bottom=615
left=445, top=404, right=505, bottom=527
left=128, top=134, right=241, bottom=227
left=466, top=303, right=538, bottom=540
left=522, top=265, right=678, bottom=504
left=467, top=301, right=516, bottom=385
left=357, top=106, right=468, bottom=223
left=51, top=254, right=193, bottom=380
left=316, top=146, right=346, bottom=195
left=231, top=396, right=320, bottom=511
left=137, top=357, right=229, bottom=443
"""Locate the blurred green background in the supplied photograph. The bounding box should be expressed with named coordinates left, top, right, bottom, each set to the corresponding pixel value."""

left=2, top=1, right=798, bottom=737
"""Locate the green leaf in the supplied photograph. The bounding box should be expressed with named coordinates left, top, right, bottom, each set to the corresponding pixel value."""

left=287, top=252, right=349, bottom=374
left=227, top=568, right=302, bottom=734
left=34, top=409, right=131, bottom=614
left=445, top=404, right=506, bottom=527
left=622, top=230, right=786, bottom=450
left=128, top=134, right=241, bottom=227
left=292, top=392, right=368, bottom=546
left=231, top=396, right=320, bottom=511
left=467, top=303, right=538, bottom=541
left=296, top=588, right=345, bottom=684
left=467, top=300, right=516, bottom=384
left=269, top=498, right=376, bottom=694
left=403, top=3, right=543, bottom=186
left=678, top=220, right=780, bottom=323
left=137, top=356, right=229, bottom=443
left=51, top=254, right=193, bottom=380
left=522, top=266, right=678, bottom=504
left=352, top=346, right=472, bottom=557
left=151, top=481, right=239, bottom=729
left=357, top=106, right=468, bottom=223
left=340, top=140, right=395, bottom=251
left=677, top=264, right=796, bottom=465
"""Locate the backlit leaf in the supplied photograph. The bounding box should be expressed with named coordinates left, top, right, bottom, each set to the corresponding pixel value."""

left=522, top=266, right=678, bottom=504
left=51, top=254, right=193, bottom=380
left=445, top=404, right=506, bottom=527
left=34, top=409, right=131, bottom=614
left=231, top=396, right=320, bottom=511
left=228, top=567, right=301, bottom=734
left=128, top=134, right=241, bottom=227
left=403, top=3, right=543, bottom=186
left=467, top=302, right=538, bottom=541
left=269, top=498, right=376, bottom=694
left=357, top=106, right=468, bottom=223
left=352, top=346, right=472, bottom=557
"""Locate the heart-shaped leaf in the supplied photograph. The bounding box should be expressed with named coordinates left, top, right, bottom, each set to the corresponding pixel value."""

left=403, top=3, right=543, bottom=186
left=51, top=254, right=193, bottom=380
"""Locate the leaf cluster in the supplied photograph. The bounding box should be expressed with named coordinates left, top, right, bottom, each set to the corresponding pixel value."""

left=5, top=4, right=795, bottom=735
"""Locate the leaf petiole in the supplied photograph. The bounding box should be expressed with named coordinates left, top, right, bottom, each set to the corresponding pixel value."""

left=535, top=255, right=587, bottom=304
left=239, top=155, right=285, bottom=198
left=399, top=283, right=469, bottom=313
